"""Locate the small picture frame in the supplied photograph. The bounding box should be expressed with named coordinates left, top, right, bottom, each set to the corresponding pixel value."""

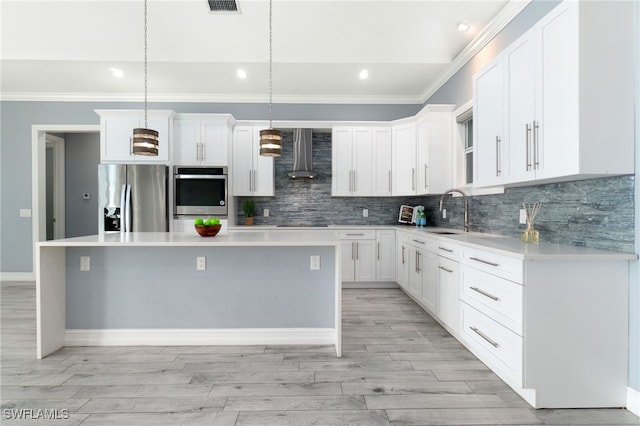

left=398, top=205, right=414, bottom=224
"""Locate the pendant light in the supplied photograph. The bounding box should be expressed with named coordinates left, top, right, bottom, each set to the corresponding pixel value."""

left=259, top=0, right=282, bottom=157
left=132, top=0, right=159, bottom=156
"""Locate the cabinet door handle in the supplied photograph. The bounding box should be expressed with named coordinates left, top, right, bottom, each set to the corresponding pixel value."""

left=416, top=251, right=421, bottom=272
left=438, top=266, right=453, bottom=273
left=377, top=242, right=380, bottom=260
left=424, top=164, right=428, bottom=189
left=525, top=123, right=532, bottom=171
left=388, top=170, right=392, bottom=193
left=495, top=136, right=501, bottom=176
left=470, top=286, right=500, bottom=301
left=249, top=170, right=253, bottom=192
left=415, top=251, right=418, bottom=272
left=354, top=170, right=357, bottom=193
left=351, top=241, right=355, bottom=260
left=356, top=242, right=359, bottom=260
left=253, top=169, right=257, bottom=192
left=470, top=326, right=500, bottom=348
left=129, top=137, right=133, bottom=155
left=412, top=239, right=425, bottom=245
left=401, top=246, right=405, bottom=264
left=533, top=120, right=540, bottom=170
left=201, top=142, right=206, bottom=161
left=469, top=256, right=499, bottom=267
left=349, top=170, right=353, bottom=193
left=346, top=233, right=364, bottom=236
left=438, top=247, right=453, bottom=253
left=412, top=168, right=416, bottom=191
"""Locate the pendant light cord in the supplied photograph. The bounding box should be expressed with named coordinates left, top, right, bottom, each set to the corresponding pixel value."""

left=144, top=0, right=149, bottom=129
left=268, top=0, right=273, bottom=130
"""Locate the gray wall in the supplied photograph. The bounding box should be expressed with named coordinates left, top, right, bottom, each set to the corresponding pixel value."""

left=66, top=246, right=336, bottom=328
left=64, top=132, right=100, bottom=238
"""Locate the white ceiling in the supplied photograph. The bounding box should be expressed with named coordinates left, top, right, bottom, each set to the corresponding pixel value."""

left=0, top=0, right=524, bottom=104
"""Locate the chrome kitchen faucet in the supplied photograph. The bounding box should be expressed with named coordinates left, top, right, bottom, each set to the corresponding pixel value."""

left=439, top=188, right=470, bottom=232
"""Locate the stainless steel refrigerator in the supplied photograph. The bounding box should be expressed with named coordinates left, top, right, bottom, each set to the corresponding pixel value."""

left=98, top=164, right=169, bottom=233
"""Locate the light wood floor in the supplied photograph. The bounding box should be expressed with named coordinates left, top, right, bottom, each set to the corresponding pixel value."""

left=1, top=281, right=639, bottom=425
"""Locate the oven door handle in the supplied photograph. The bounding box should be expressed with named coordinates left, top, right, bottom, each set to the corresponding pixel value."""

left=174, top=174, right=227, bottom=179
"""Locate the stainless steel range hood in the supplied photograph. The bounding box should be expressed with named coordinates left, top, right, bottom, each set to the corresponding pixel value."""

left=288, top=128, right=318, bottom=179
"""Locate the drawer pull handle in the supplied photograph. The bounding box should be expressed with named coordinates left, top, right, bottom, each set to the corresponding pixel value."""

left=438, top=266, right=453, bottom=273
left=469, top=256, right=499, bottom=267
left=438, top=247, right=453, bottom=253
left=412, top=239, right=425, bottom=245
left=470, top=326, right=500, bottom=348
left=346, top=233, right=365, bottom=236
left=470, top=286, right=500, bottom=301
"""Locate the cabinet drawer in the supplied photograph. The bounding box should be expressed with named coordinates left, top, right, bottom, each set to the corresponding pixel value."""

left=336, top=230, right=376, bottom=240
left=436, top=240, right=460, bottom=260
left=460, top=265, right=522, bottom=335
left=461, top=247, right=523, bottom=283
left=460, top=302, right=522, bottom=385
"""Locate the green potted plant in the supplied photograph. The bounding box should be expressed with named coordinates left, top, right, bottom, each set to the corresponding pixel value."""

left=242, top=199, right=256, bottom=226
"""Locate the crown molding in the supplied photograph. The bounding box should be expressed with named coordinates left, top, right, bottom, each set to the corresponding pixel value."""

left=0, top=91, right=422, bottom=105
left=419, top=0, right=531, bottom=103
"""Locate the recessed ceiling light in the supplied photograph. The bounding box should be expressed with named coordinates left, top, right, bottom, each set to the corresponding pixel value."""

left=359, top=69, right=369, bottom=80
left=110, top=67, right=124, bottom=78
left=457, top=21, right=470, bottom=32
left=237, top=69, right=247, bottom=79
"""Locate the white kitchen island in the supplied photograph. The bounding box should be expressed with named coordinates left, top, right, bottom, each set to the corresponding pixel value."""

left=36, top=231, right=341, bottom=359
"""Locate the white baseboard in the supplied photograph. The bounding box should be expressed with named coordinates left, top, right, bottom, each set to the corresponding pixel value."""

left=628, top=386, right=640, bottom=417
left=65, top=328, right=338, bottom=347
left=342, top=281, right=399, bottom=289
left=0, top=272, right=35, bottom=282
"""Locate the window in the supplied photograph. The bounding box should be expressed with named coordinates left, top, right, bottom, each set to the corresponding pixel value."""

left=463, top=118, right=473, bottom=185
left=456, top=105, right=473, bottom=185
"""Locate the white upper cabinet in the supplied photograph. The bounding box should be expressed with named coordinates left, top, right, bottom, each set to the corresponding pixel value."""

left=391, top=121, right=417, bottom=196
left=372, top=128, right=393, bottom=196
left=474, top=60, right=505, bottom=187
left=331, top=126, right=389, bottom=197
left=416, top=105, right=455, bottom=194
left=97, top=110, right=173, bottom=163
left=473, top=0, right=634, bottom=187
left=231, top=124, right=274, bottom=196
left=504, top=33, right=538, bottom=184
left=173, top=114, right=233, bottom=166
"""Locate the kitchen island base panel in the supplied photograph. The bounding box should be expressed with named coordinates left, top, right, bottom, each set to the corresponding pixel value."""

left=37, top=234, right=341, bottom=359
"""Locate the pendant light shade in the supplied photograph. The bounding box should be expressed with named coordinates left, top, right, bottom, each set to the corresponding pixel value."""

left=132, top=0, right=158, bottom=157
left=259, top=128, right=282, bottom=157
left=132, top=127, right=159, bottom=156
left=259, top=0, right=281, bottom=157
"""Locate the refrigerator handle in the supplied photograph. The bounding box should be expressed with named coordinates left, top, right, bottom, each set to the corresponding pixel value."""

left=124, top=184, right=132, bottom=232
left=119, top=184, right=127, bottom=232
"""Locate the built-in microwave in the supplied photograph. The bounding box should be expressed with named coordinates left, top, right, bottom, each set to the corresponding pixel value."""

left=173, top=166, right=228, bottom=218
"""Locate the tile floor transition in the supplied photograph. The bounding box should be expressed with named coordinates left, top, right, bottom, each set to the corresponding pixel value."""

left=1, top=281, right=639, bottom=425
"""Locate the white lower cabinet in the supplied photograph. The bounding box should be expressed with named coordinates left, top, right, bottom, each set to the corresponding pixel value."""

left=375, top=230, right=396, bottom=282
left=457, top=245, right=629, bottom=409
left=437, top=256, right=459, bottom=333
left=396, top=232, right=411, bottom=290
left=395, top=229, right=631, bottom=409
left=338, top=231, right=376, bottom=282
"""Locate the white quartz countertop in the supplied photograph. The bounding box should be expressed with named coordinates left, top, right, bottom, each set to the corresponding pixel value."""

left=398, top=227, right=637, bottom=261
left=37, top=231, right=339, bottom=247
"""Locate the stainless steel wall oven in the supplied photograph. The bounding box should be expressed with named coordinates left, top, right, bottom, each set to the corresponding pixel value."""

left=173, top=166, right=228, bottom=218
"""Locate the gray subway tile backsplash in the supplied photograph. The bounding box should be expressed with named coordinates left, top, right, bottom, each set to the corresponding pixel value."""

left=238, top=131, right=634, bottom=253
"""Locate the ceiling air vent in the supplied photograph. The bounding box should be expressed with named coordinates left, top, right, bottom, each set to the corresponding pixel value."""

left=208, top=0, right=239, bottom=12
